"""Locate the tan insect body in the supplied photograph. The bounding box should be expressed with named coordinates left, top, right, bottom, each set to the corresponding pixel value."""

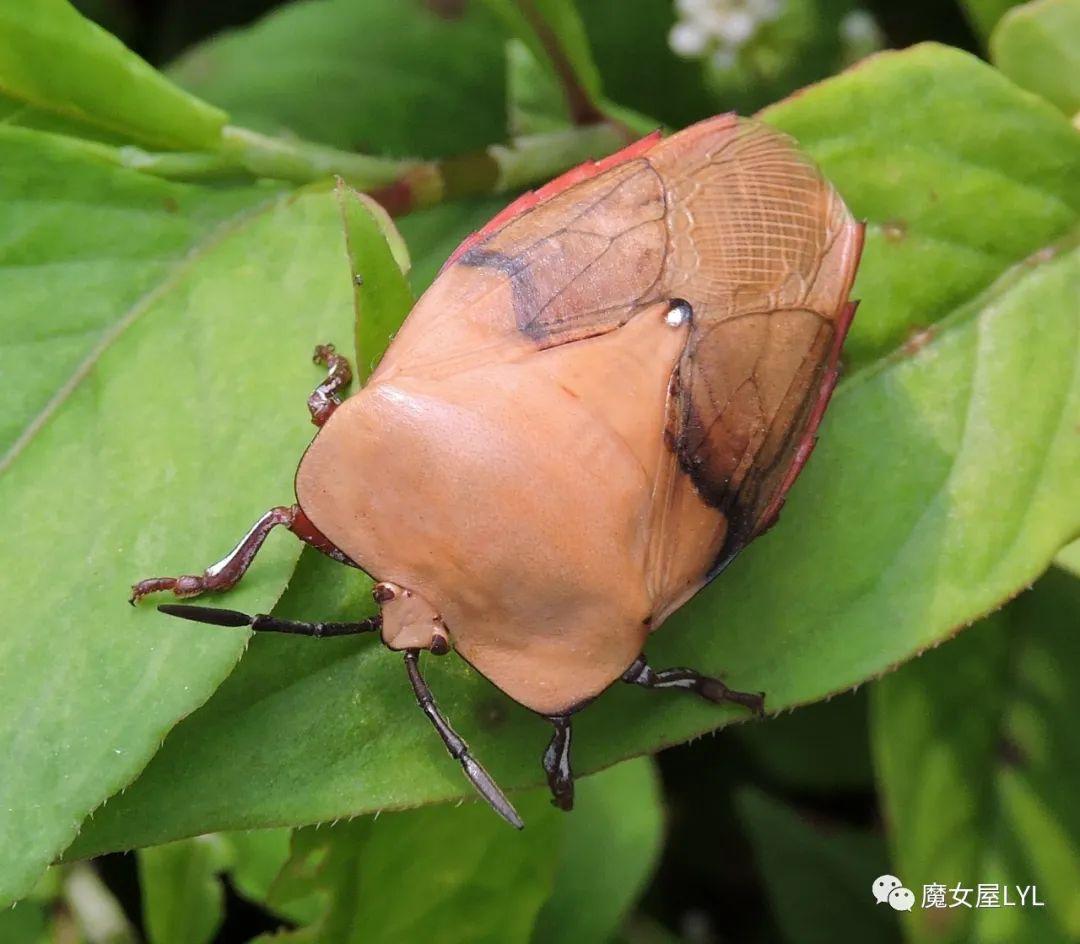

left=135, top=114, right=863, bottom=824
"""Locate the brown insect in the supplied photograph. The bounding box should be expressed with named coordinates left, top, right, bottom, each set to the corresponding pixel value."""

left=132, top=115, right=863, bottom=827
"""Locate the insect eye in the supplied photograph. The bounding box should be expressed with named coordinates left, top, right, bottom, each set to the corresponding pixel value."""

left=372, top=582, right=397, bottom=604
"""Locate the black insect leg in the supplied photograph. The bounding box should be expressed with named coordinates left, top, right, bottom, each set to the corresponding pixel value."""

left=307, top=343, right=352, bottom=427
left=157, top=603, right=381, bottom=637
left=404, top=649, right=524, bottom=829
left=542, top=714, right=575, bottom=811
left=622, top=654, right=765, bottom=716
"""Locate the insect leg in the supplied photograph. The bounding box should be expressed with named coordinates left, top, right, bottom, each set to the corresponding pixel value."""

left=404, top=649, right=524, bottom=829
left=158, top=603, right=380, bottom=637
left=130, top=505, right=356, bottom=604
left=541, top=714, right=575, bottom=811
left=307, top=343, right=353, bottom=427
left=621, top=655, right=765, bottom=716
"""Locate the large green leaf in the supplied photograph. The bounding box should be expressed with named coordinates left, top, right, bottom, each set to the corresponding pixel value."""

left=0, top=134, right=366, bottom=903
left=0, top=0, right=225, bottom=148
left=959, top=0, right=1027, bottom=39
left=736, top=789, right=900, bottom=944
left=991, top=0, right=1080, bottom=116
left=166, top=0, right=508, bottom=159
left=260, top=792, right=561, bottom=944
left=871, top=568, right=1080, bottom=944
left=0, top=126, right=265, bottom=458
left=533, top=758, right=664, bottom=944
left=138, top=835, right=228, bottom=944
left=1056, top=538, right=1080, bottom=576
left=251, top=760, right=658, bottom=944
left=67, top=44, right=1080, bottom=856
left=761, top=43, right=1080, bottom=370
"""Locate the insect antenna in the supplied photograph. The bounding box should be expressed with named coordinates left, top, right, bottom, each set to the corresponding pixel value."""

left=158, top=604, right=380, bottom=637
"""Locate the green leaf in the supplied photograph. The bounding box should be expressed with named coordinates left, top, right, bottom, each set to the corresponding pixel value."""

left=0, top=134, right=362, bottom=902
left=220, top=828, right=323, bottom=924
left=1056, top=538, right=1080, bottom=576
left=871, top=568, right=1080, bottom=943
left=0, top=126, right=266, bottom=458
left=735, top=690, right=874, bottom=793
left=479, top=0, right=601, bottom=109
left=507, top=38, right=573, bottom=137
left=577, top=0, right=716, bottom=129
left=263, top=792, right=561, bottom=944
left=736, top=789, right=901, bottom=944
left=68, top=43, right=1080, bottom=857
left=0, top=0, right=226, bottom=148
left=167, top=0, right=508, bottom=159
left=138, top=835, right=228, bottom=944
left=960, top=0, right=1027, bottom=40
left=761, top=43, right=1080, bottom=370
left=533, top=758, right=664, bottom=944
left=991, top=0, right=1080, bottom=116
left=0, top=900, right=49, bottom=944
left=336, top=182, right=414, bottom=383
left=479, top=0, right=655, bottom=133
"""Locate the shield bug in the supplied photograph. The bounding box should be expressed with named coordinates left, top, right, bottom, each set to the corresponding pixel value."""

left=132, top=114, right=863, bottom=827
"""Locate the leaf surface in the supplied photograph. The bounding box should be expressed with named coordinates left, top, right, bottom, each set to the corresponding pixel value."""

left=991, top=0, right=1080, bottom=116
left=139, top=836, right=228, bottom=944
left=0, top=0, right=225, bottom=148
left=336, top=182, right=414, bottom=383
left=762, top=43, right=1080, bottom=370
left=533, top=758, right=664, bottom=944
left=736, top=789, right=900, bottom=944
left=871, top=568, right=1080, bottom=943
left=0, top=127, right=265, bottom=458
left=167, top=0, right=507, bottom=159
left=0, top=138, right=360, bottom=903
left=260, top=793, right=561, bottom=944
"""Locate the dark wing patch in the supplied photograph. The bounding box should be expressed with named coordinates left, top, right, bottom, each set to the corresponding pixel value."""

left=458, top=159, right=669, bottom=347
left=677, top=309, right=835, bottom=578
left=646, top=118, right=863, bottom=577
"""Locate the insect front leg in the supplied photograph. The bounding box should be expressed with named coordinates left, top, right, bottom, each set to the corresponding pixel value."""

left=404, top=649, right=523, bottom=829
left=307, top=343, right=352, bottom=427
left=129, top=505, right=355, bottom=604
left=622, top=655, right=765, bottom=716
left=541, top=714, right=574, bottom=811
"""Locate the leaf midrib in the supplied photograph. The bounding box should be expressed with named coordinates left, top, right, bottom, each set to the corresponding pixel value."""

left=0, top=193, right=283, bottom=476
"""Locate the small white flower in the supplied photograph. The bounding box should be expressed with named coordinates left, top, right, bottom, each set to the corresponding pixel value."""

left=716, top=9, right=755, bottom=45
left=676, top=0, right=714, bottom=18
left=747, top=0, right=784, bottom=21
left=840, top=9, right=879, bottom=44
left=670, top=21, right=711, bottom=58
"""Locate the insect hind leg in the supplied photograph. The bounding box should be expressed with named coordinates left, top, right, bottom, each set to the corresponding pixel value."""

left=541, top=714, right=575, bottom=811
left=622, top=654, right=765, bottom=716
